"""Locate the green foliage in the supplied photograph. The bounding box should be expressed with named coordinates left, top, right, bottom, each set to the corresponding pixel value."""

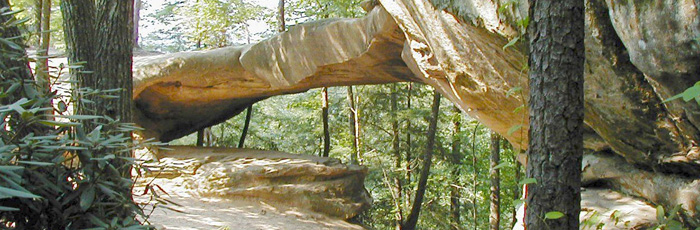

left=544, top=211, right=564, bottom=220
left=664, top=81, right=700, bottom=105
left=0, top=11, right=152, bottom=228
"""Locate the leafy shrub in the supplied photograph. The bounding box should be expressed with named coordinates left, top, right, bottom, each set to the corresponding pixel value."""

left=0, top=7, right=151, bottom=229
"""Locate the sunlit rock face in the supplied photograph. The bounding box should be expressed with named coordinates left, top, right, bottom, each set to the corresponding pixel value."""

left=146, top=146, right=372, bottom=219
left=132, top=0, right=700, bottom=225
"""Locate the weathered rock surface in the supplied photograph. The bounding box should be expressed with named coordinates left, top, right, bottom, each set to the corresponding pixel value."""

left=580, top=188, right=658, bottom=230
left=132, top=0, right=700, bottom=224
left=145, top=146, right=371, bottom=220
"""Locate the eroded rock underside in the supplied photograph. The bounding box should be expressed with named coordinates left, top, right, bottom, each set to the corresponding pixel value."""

left=133, top=0, right=700, bottom=226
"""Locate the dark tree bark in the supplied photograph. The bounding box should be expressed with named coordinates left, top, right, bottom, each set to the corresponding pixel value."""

left=62, top=0, right=134, bottom=131
left=401, top=89, right=440, bottom=230
left=525, top=0, right=585, bottom=229
left=391, top=84, right=404, bottom=229
left=348, top=86, right=359, bottom=164
left=322, top=87, right=330, bottom=157
left=278, top=0, right=285, bottom=32
left=450, top=106, right=462, bottom=230
left=197, top=128, right=204, bottom=146
left=238, top=105, right=253, bottom=148
left=489, top=132, right=501, bottom=230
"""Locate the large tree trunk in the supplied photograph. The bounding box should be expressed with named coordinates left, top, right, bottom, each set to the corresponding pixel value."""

left=449, top=106, right=462, bottom=230
left=489, top=132, right=501, bottom=230
left=525, top=0, right=585, bottom=229
left=62, top=0, right=134, bottom=130
left=401, top=89, right=440, bottom=230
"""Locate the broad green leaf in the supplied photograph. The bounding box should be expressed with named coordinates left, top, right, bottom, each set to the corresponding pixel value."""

left=519, top=178, right=537, bottom=185
left=682, top=85, right=700, bottom=101
left=80, top=186, right=96, bottom=211
left=656, top=205, right=665, bottom=222
left=508, top=124, right=523, bottom=136
left=544, top=211, right=565, bottom=220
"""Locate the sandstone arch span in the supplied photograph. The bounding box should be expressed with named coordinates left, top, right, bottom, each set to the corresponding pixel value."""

left=133, top=0, right=700, bottom=222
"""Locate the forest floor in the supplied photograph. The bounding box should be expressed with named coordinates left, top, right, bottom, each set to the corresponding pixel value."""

left=133, top=149, right=365, bottom=230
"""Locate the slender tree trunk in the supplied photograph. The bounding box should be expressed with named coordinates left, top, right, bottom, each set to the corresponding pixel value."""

left=525, top=0, right=585, bottom=229
left=450, top=106, right=462, bottom=230
left=348, top=86, right=359, bottom=164
left=34, top=0, right=42, bottom=46
left=401, top=89, right=440, bottom=230
left=35, top=0, right=51, bottom=111
left=278, top=0, right=285, bottom=32
left=471, top=124, right=479, bottom=230
left=489, top=132, right=501, bottom=230
left=238, top=105, right=252, bottom=148
left=322, top=87, right=330, bottom=157
left=405, top=83, right=413, bottom=209
left=391, top=84, right=403, bottom=229
left=133, top=0, right=141, bottom=48
left=196, top=128, right=204, bottom=146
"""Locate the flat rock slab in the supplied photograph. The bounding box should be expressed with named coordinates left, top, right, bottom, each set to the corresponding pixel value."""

left=140, top=146, right=371, bottom=221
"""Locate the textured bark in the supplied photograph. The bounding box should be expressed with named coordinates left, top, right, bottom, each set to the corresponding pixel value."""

left=238, top=105, right=252, bottom=148
left=525, top=0, right=585, bottom=229
left=62, top=0, right=134, bottom=131
left=401, top=89, right=440, bottom=230
left=449, top=106, right=462, bottom=230
left=489, top=132, right=500, bottom=230
left=322, top=87, right=330, bottom=157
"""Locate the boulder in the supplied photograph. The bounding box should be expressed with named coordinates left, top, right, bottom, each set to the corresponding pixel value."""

left=145, top=146, right=372, bottom=220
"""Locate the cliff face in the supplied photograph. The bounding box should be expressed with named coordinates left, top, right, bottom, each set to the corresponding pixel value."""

left=133, top=0, right=700, bottom=224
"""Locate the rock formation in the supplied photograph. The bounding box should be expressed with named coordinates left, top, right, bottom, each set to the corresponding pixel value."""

left=142, top=146, right=371, bottom=219
left=133, top=0, right=700, bottom=226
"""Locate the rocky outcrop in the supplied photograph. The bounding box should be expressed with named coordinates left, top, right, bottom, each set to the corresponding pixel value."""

left=145, top=146, right=371, bottom=220
left=132, top=0, right=700, bottom=224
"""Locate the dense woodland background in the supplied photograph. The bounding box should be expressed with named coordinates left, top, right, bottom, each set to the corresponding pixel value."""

left=6, top=0, right=526, bottom=229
